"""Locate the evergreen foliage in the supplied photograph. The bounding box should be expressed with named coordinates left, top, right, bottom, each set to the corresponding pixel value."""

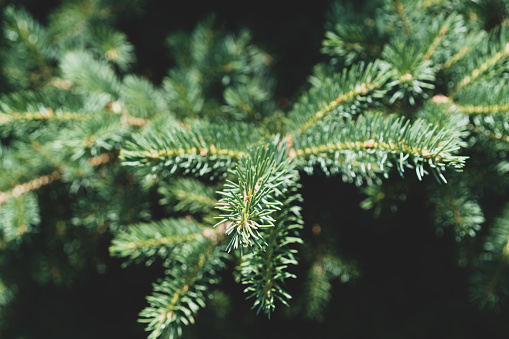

left=3, top=0, right=509, bottom=338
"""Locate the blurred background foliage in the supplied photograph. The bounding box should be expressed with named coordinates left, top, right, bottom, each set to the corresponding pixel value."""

left=2, top=0, right=509, bottom=338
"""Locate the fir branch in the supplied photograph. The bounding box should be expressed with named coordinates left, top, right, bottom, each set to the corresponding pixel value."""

left=321, top=2, right=383, bottom=65
left=301, top=251, right=359, bottom=321
left=0, top=192, right=40, bottom=244
left=3, top=6, right=54, bottom=68
left=455, top=82, right=509, bottom=115
left=321, top=253, right=360, bottom=282
left=470, top=204, right=509, bottom=309
left=470, top=259, right=509, bottom=310
left=139, top=240, right=227, bottom=339
left=0, top=279, right=14, bottom=308
left=0, top=170, right=61, bottom=206
left=322, top=26, right=382, bottom=65
left=162, top=69, right=205, bottom=119
left=87, top=151, right=117, bottom=167
left=0, top=149, right=117, bottom=207
left=481, top=205, right=509, bottom=262
left=60, top=50, right=120, bottom=96
left=89, top=26, right=135, bottom=70
left=120, top=121, right=258, bottom=180
left=429, top=181, right=484, bottom=241
left=0, top=110, right=90, bottom=125
left=456, top=46, right=509, bottom=89
left=393, top=0, right=412, bottom=34
left=440, top=31, right=487, bottom=70
left=240, top=177, right=303, bottom=316
left=421, top=12, right=465, bottom=63
left=215, top=139, right=296, bottom=253
left=50, top=114, right=130, bottom=158
left=417, top=99, right=469, bottom=146
left=455, top=24, right=509, bottom=90
left=293, top=112, right=467, bottom=183
left=119, top=75, right=168, bottom=118
left=422, top=17, right=451, bottom=62
left=459, top=104, right=509, bottom=115
left=469, top=113, right=509, bottom=145
left=304, top=260, right=331, bottom=321
left=6, top=1, right=509, bottom=334
left=383, top=36, right=436, bottom=104
left=290, top=60, right=392, bottom=135
left=158, top=178, right=217, bottom=214
left=122, top=114, right=150, bottom=127
left=360, top=180, right=408, bottom=216
left=0, top=88, right=93, bottom=118
left=109, top=218, right=212, bottom=264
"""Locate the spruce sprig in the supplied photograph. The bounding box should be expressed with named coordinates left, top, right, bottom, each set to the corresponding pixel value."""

left=120, top=121, right=257, bottom=181
left=240, top=176, right=303, bottom=316
left=139, top=239, right=227, bottom=339
left=294, top=112, right=467, bottom=183
left=215, top=140, right=295, bottom=253
left=109, top=218, right=208, bottom=264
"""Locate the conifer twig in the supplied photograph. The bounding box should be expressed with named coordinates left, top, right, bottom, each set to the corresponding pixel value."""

left=458, top=103, right=509, bottom=115
left=298, top=82, right=370, bottom=134
left=0, top=151, right=117, bottom=206
left=0, top=170, right=61, bottom=206
left=393, top=1, right=411, bottom=34
left=456, top=42, right=509, bottom=90
left=0, top=110, right=89, bottom=124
